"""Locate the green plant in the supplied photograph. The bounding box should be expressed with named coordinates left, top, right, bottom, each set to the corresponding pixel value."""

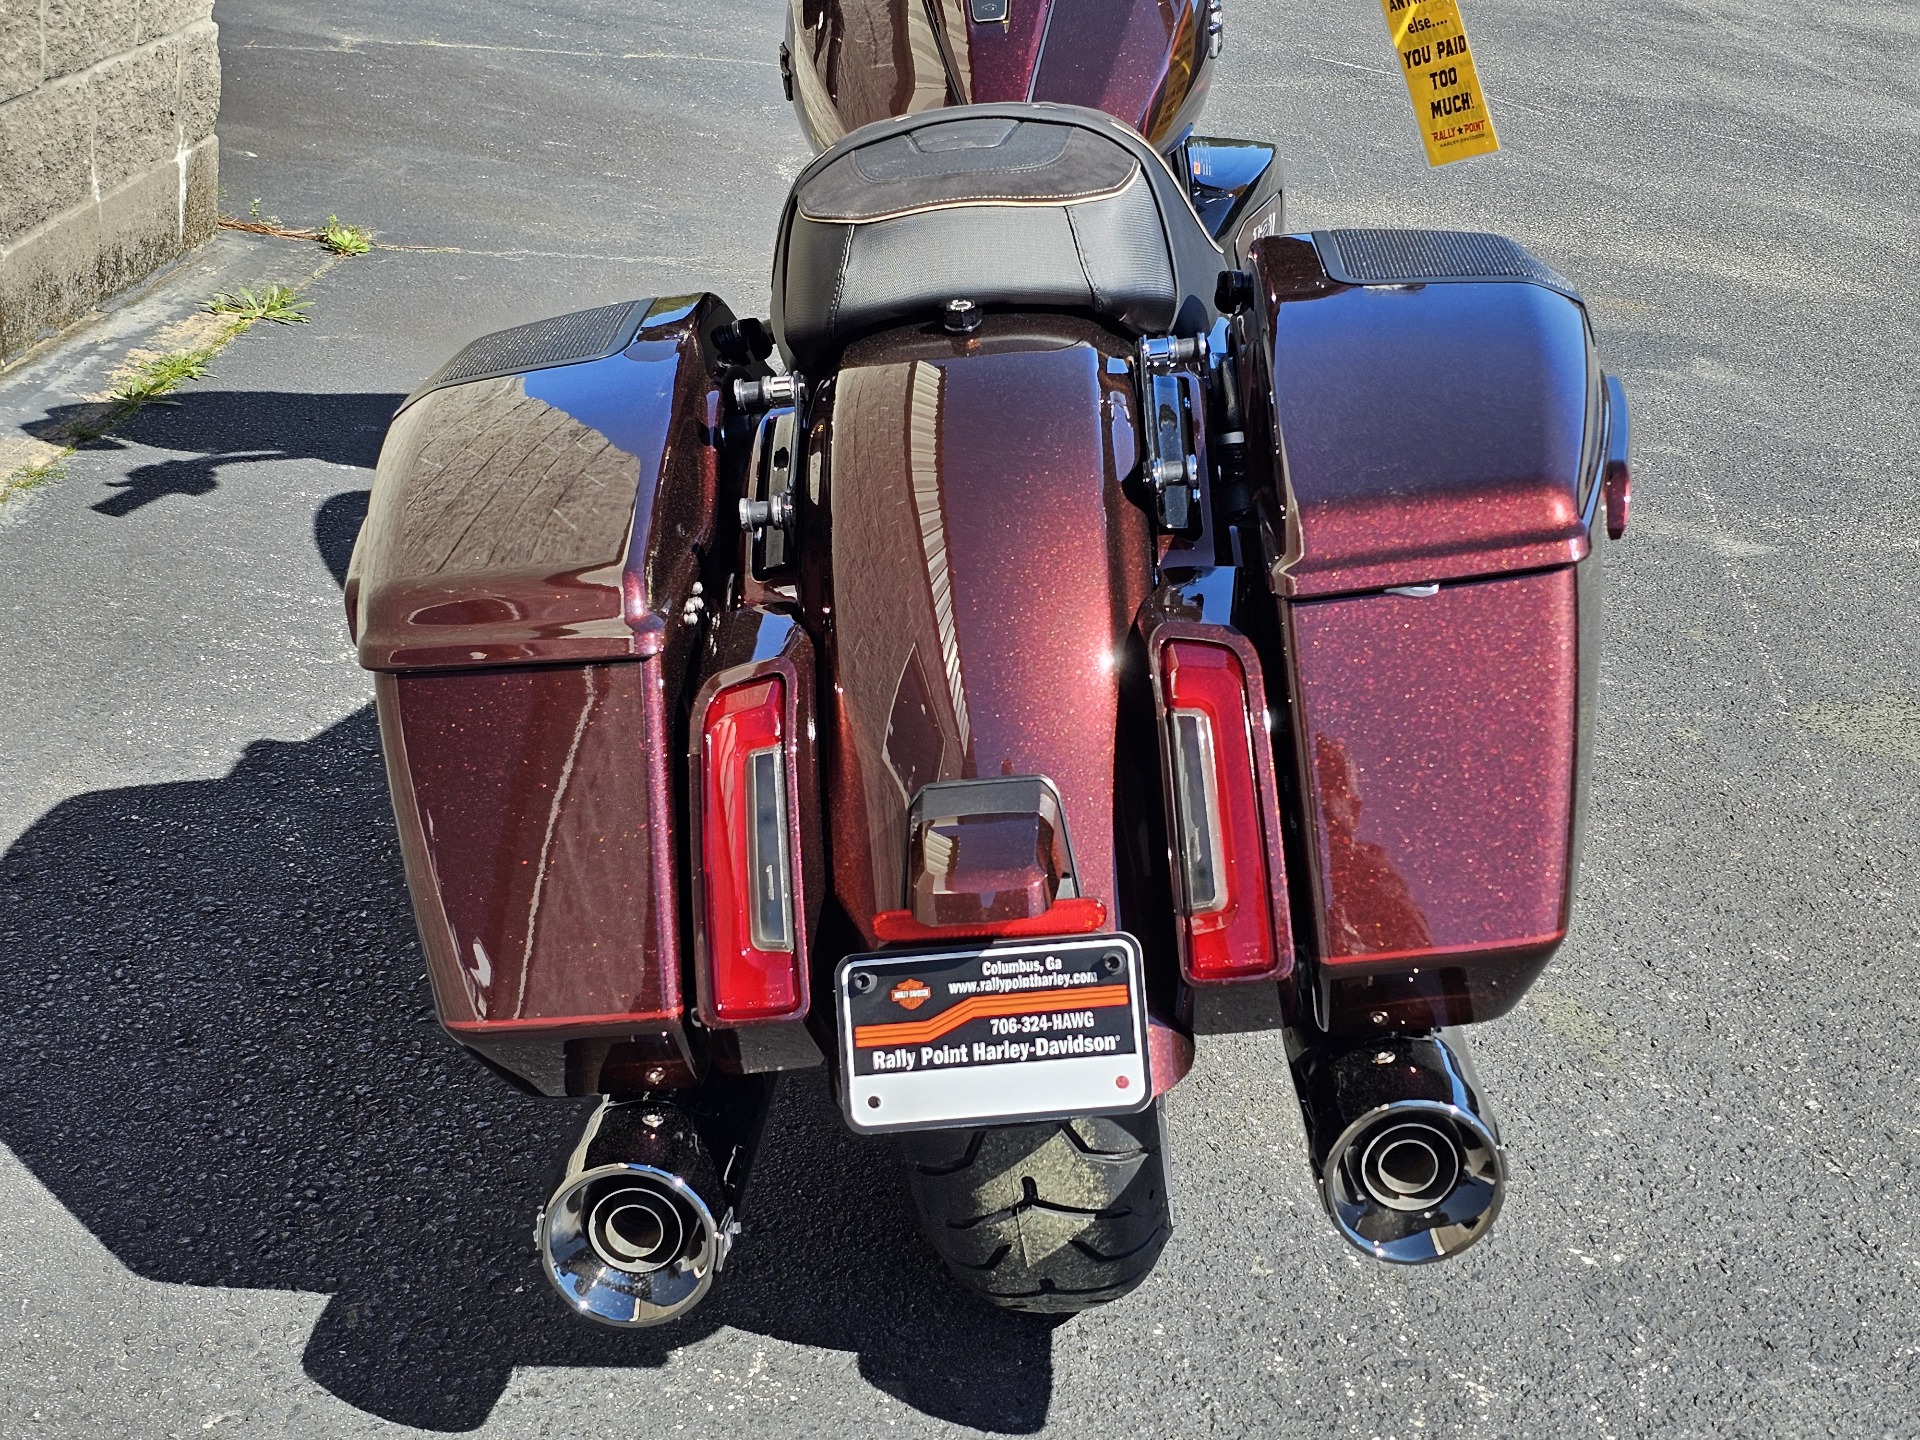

left=0, top=457, right=69, bottom=505
left=209, top=284, right=311, bottom=325
left=111, top=347, right=218, bottom=405
left=4, top=278, right=312, bottom=507
left=321, top=215, right=372, bottom=256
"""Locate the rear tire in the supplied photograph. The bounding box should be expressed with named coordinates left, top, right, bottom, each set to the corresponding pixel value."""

left=901, top=1104, right=1172, bottom=1313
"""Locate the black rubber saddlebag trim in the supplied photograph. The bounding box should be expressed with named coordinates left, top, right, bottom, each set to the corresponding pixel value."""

left=1312, top=229, right=1580, bottom=303
left=406, top=298, right=654, bottom=406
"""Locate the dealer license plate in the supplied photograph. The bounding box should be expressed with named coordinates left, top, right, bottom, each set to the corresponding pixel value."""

left=836, top=933, right=1150, bottom=1135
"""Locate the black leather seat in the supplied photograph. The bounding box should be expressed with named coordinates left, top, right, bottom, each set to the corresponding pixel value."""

left=771, top=105, right=1226, bottom=373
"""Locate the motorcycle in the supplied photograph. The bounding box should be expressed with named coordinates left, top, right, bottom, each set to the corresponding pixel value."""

left=345, top=34, right=1630, bottom=1331
left=784, top=0, right=1287, bottom=269
left=782, top=0, right=1221, bottom=157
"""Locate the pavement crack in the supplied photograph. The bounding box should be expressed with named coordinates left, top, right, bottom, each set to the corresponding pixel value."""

left=235, top=37, right=776, bottom=66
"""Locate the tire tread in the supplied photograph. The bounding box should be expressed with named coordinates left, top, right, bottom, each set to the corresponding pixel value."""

left=902, top=1104, right=1171, bottom=1314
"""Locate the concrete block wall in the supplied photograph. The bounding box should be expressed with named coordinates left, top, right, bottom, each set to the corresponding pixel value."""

left=0, top=1, right=220, bottom=364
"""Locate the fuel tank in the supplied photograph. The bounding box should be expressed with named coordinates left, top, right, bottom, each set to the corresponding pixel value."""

left=785, top=0, right=1218, bottom=153
left=796, top=315, right=1156, bottom=944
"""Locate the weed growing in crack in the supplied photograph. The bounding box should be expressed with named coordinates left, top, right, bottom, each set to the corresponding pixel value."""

left=110, top=346, right=222, bottom=406
left=0, top=458, right=71, bottom=507
left=321, top=216, right=372, bottom=256
left=210, top=285, right=311, bottom=325
left=4, top=280, right=319, bottom=507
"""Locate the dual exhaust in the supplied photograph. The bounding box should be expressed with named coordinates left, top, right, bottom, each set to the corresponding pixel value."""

left=533, top=1031, right=1504, bottom=1326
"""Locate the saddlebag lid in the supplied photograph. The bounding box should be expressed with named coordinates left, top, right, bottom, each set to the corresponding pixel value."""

left=1252, top=232, right=1599, bottom=598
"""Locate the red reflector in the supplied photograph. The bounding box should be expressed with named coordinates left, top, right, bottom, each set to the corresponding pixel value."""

left=1161, top=640, right=1279, bottom=982
left=1604, top=459, right=1631, bottom=541
left=701, top=676, right=802, bottom=1023
left=872, top=897, right=1108, bottom=944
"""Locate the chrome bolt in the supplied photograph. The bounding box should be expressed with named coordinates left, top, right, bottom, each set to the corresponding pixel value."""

left=1370, top=1010, right=1389, bottom=1026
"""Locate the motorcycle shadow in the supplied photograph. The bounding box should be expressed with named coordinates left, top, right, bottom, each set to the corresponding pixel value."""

left=23, top=390, right=404, bottom=519
left=0, top=493, right=1058, bottom=1435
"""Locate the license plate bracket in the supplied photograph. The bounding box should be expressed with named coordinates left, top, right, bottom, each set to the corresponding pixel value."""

left=836, top=934, right=1151, bottom=1135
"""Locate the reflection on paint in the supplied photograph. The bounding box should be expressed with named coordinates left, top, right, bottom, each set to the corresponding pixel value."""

left=1313, top=734, right=1433, bottom=955
left=907, top=361, right=973, bottom=759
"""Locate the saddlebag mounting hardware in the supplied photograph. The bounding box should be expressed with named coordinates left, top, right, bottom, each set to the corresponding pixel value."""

left=1137, top=335, right=1206, bottom=534
left=1215, top=269, right=1257, bottom=315
left=1207, top=0, right=1225, bottom=56
left=681, top=580, right=708, bottom=626
left=740, top=494, right=794, bottom=533
left=714, top=316, right=776, bottom=367
left=742, top=408, right=799, bottom=573
left=734, top=372, right=802, bottom=413
left=1139, top=335, right=1208, bottom=369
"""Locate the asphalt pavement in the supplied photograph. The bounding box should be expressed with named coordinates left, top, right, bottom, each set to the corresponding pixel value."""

left=1, top=0, right=1916, bottom=1436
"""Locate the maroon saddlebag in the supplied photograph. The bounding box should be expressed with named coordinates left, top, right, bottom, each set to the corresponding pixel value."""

left=1244, top=232, right=1621, bottom=1035
left=346, top=295, right=734, bottom=1094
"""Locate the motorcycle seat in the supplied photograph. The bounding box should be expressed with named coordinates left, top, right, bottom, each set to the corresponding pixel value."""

left=771, top=104, right=1225, bottom=372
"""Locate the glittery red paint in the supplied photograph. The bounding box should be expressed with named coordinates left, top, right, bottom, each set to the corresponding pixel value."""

left=807, top=318, right=1153, bottom=946
left=1243, top=239, right=1603, bottom=1033
left=380, top=661, right=697, bottom=1091
left=356, top=297, right=737, bottom=1094
left=784, top=0, right=1216, bottom=152
left=1027, top=0, right=1214, bottom=147
left=1253, top=260, right=1595, bottom=599
left=1287, top=568, right=1582, bottom=1031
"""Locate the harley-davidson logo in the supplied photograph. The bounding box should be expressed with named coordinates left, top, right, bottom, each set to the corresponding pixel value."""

left=890, top=978, right=932, bottom=1011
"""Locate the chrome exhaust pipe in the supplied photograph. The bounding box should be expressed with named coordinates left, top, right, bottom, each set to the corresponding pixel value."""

left=537, top=1084, right=769, bottom=1327
left=1287, top=1028, right=1506, bottom=1264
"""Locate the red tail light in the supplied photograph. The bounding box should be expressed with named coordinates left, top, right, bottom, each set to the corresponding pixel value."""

left=1160, top=639, right=1281, bottom=982
left=699, top=676, right=803, bottom=1022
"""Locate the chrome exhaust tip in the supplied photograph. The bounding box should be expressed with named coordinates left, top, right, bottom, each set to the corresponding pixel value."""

left=1289, top=1029, right=1506, bottom=1264
left=537, top=1100, right=738, bottom=1328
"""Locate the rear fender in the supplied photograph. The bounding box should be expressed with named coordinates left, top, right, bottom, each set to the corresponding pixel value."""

left=802, top=317, right=1194, bottom=1089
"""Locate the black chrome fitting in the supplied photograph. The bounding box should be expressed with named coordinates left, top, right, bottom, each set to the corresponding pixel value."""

left=943, top=297, right=982, bottom=335
left=1287, top=1028, right=1507, bottom=1264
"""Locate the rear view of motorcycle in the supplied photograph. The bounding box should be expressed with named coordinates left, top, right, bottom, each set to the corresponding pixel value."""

left=346, top=5, right=1630, bottom=1323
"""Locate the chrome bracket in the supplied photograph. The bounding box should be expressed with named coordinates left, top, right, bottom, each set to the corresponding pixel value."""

left=1137, top=336, right=1205, bottom=534
left=741, top=408, right=799, bottom=573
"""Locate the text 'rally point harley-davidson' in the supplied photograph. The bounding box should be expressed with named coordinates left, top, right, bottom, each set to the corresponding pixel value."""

left=346, top=98, right=1629, bottom=1324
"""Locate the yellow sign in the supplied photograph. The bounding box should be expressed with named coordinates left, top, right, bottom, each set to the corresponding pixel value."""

left=1380, top=0, right=1500, bottom=167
